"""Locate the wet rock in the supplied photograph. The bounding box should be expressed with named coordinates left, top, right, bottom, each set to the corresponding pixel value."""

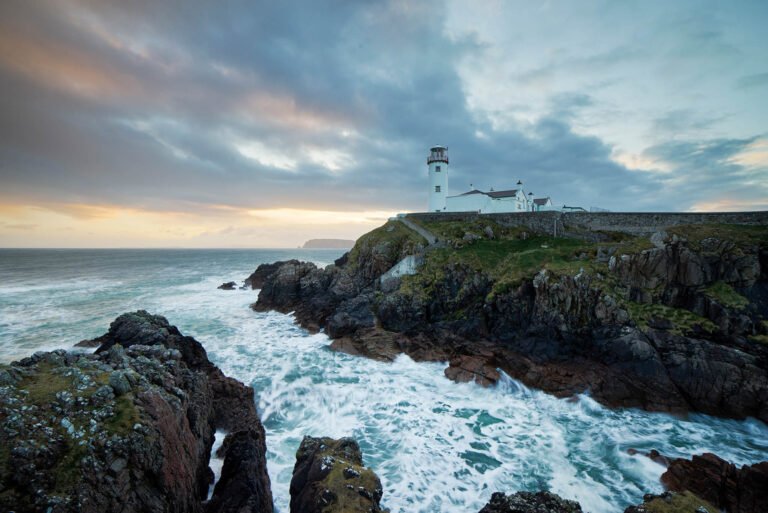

left=478, top=491, right=582, bottom=513
left=661, top=453, right=768, bottom=513
left=626, top=448, right=672, bottom=467
left=289, top=436, right=386, bottom=513
left=245, top=260, right=301, bottom=290
left=444, top=354, right=500, bottom=387
left=0, top=311, right=273, bottom=513
left=74, top=338, right=102, bottom=348
left=217, top=281, right=237, bottom=290
left=206, top=429, right=272, bottom=513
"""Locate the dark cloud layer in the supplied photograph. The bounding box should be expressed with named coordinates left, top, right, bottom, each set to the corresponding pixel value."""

left=0, top=0, right=766, bottom=217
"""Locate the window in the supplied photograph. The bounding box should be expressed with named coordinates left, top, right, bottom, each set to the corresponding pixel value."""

left=435, top=186, right=441, bottom=192
left=435, top=166, right=441, bottom=172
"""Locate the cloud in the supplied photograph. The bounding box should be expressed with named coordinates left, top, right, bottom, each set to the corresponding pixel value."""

left=3, top=223, right=38, bottom=230
left=651, top=110, right=726, bottom=136
left=0, top=0, right=766, bottom=247
left=737, top=72, right=768, bottom=89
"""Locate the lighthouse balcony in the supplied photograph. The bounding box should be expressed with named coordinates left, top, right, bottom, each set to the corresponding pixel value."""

left=427, top=155, right=449, bottom=164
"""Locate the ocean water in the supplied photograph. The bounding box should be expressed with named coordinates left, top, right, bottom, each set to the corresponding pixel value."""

left=1, top=248, right=767, bottom=513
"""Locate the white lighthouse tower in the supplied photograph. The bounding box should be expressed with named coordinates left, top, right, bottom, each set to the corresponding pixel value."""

left=427, top=145, right=449, bottom=212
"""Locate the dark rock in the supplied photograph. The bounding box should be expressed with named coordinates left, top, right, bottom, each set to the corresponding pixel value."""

left=217, top=281, right=237, bottom=290
left=206, top=429, right=272, bottom=513
left=0, top=311, right=273, bottom=513
left=108, top=370, right=131, bottom=395
left=478, top=491, right=582, bottom=513
left=624, top=491, right=718, bottom=513
left=245, top=260, right=301, bottom=290
left=289, top=436, right=386, bottom=513
left=74, top=338, right=101, bottom=348
left=661, top=453, right=768, bottom=513
left=627, top=448, right=672, bottom=467
left=252, top=225, right=768, bottom=422
left=444, top=354, right=500, bottom=387
left=326, top=294, right=376, bottom=338
left=334, top=252, right=349, bottom=267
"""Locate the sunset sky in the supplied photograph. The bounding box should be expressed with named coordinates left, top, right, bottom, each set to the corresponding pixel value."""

left=1, top=0, right=766, bottom=247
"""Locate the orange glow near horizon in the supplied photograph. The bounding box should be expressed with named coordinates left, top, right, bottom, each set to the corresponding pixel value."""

left=0, top=203, right=393, bottom=248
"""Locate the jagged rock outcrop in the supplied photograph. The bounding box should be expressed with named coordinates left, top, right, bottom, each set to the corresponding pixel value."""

left=245, top=260, right=301, bottom=290
left=289, top=436, right=386, bottom=513
left=218, top=281, right=237, bottom=290
left=252, top=221, right=425, bottom=335
left=478, top=491, right=582, bottom=513
left=660, top=453, right=768, bottom=513
left=0, top=311, right=272, bottom=513
left=253, top=222, right=768, bottom=422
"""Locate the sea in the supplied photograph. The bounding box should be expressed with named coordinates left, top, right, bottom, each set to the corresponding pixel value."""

left=1, top=248, right=767, bottom=513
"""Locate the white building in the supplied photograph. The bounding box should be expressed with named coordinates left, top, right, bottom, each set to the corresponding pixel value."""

left=426, top=146, right=552, bottom=213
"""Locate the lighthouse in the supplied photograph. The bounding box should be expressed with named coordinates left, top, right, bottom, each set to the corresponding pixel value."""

left=427, top=145, right=448, bottom=212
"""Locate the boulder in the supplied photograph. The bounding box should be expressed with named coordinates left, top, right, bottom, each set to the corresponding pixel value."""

left=245, top=260, right=301, bottom=290
left=289, top=436, right=386, bottom=513
left=217, top=281, right=237, bottom=290
left=478, top=491, right=582, bottom=513
left=444, top=354, right=500, bottom=387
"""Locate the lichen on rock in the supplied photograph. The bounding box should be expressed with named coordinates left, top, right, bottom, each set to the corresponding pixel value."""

left=289, top=436, right=387, bottom=513
left=0, top=310, right=273, bottom=513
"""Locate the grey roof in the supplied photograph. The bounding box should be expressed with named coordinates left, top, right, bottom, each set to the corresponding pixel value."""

left=533, top=197, right=551, bottom=205
left=486, top=189, right=519, bottom=199
left=457, top=189, right=485, bottom=196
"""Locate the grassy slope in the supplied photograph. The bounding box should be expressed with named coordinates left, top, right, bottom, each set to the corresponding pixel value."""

left=402, top=218, right=766, bottom=334
left=347, top=220, right=426, bottom=269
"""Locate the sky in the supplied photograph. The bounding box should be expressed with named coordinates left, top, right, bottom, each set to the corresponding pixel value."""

left=0, top=0, right=766, bottom=248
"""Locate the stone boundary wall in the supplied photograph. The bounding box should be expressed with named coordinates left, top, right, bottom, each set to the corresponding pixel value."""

left=406, top=211, right=768, bottom=237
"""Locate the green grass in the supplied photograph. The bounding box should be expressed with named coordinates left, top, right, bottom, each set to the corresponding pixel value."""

left=624, top=301, right=717, bottom=335
left=347, top=221, right=426, bottom=269
left=9, top=363, right=142, bottom=499
left=704, top=281, right=749, bottom=309
left=400, top=235, right=598, bottom=300
left=18, top=362, right=77, bottom=405
left=668, top=223, right=768, bottom=249
left=414, top=218, right=527, bottom=243
left=396, top=218, right=765, bottom=332
left=105, top=394, right=141, bottom=435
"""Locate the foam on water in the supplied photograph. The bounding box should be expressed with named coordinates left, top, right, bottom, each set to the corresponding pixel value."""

left=1, top=249, right=767, bottom=513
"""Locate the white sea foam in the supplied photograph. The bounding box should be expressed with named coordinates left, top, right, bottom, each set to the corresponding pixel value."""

left=1, top=249, right=767, bottom=513
left=208, top=430, right=227, bottom=500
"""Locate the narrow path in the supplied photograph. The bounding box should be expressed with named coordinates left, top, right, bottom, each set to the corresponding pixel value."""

left=397, top=216, right=438, bottom=245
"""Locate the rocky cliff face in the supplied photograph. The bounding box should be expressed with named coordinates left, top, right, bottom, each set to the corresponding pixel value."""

left=0, top=311, right=272, bottom=513
left=661, top=453, right=768, bottom=513
left=253, top=221, right=768, bottom=422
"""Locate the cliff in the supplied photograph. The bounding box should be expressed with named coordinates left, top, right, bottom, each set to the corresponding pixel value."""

left=0, top=311, right=272, bottom=513
left=252, top=216, right=768, bottom=422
